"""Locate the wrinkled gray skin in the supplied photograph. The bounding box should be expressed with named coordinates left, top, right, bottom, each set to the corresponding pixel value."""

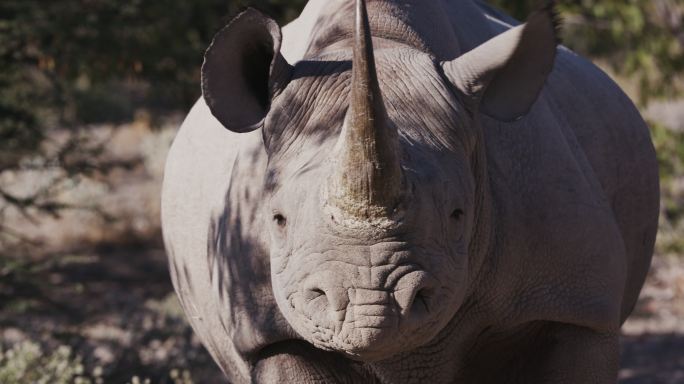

left=161, top=0, right=659, bottom=382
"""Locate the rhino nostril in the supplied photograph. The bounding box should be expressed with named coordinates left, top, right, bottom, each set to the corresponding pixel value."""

left=303, top=286, right=330, bottom=317
left=411, top=288, right=432, bottom=315
left=394, top=271, right=437, bottom=321
left=302, top=284, right=352, bottom=324
left=310, top=288, right=326, bottom=299
left=304, top=287, right=327, bottom=302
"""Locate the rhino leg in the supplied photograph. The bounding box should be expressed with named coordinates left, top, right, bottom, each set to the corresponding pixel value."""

left=460, top=322, right=618, bottom=384
left=518, top=324, right=619, bottom=384
left=252, top=341, right=380, bottom=384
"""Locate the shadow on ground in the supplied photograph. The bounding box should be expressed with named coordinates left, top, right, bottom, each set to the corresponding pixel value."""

left=0, top=237, right=224, bottom=383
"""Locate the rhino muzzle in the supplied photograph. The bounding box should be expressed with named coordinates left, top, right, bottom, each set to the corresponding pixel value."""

left=291, top=267, right=441, bottom=361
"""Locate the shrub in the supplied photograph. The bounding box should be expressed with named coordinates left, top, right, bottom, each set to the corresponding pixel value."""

left=0, top=341, right=97, bottom=384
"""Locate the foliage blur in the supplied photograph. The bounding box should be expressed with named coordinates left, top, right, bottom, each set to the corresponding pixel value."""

left=1, top=341, right=94, bottom=384
left=1, top=0, right=683, bottom=382
left=0, top=0, right=308, bottom=248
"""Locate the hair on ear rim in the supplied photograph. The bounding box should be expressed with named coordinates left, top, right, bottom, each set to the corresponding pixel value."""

left=538, top=0, right=563, bottom=46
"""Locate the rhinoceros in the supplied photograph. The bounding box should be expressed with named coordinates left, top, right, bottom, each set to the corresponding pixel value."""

left=161, top=0, right=659, bottom=382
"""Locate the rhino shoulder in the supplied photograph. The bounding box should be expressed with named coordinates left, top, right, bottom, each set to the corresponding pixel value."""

left=480, top=47, right=658, bottom=332
left=162, top=98, right=254, bottom=239
left=161, top=98, right=270, bottom=380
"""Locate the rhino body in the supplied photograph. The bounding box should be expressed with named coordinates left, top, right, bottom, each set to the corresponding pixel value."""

left=161, top=0, right=659, bottom=382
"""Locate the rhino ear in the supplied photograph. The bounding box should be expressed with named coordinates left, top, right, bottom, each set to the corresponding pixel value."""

left=202, top=8, right=293, bottom=133
left=441, top=2, right=560, bottom=121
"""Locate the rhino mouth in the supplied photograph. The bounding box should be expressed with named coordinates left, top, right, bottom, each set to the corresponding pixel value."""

left=252, top=340, right=381, bottom=382
left=280, top=267, right=451, bottom=362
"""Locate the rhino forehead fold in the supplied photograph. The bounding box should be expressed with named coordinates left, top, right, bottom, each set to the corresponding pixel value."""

left=162, top=0, right=659, bottom=382
left=266, top=51, right=474, bottom=179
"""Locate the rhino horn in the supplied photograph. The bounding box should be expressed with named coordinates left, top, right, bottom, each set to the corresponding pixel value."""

left=327, top=0, right=403, bottom=220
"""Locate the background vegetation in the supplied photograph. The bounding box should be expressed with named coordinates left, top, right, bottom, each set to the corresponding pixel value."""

left=1, top=0, right=683, bottom=382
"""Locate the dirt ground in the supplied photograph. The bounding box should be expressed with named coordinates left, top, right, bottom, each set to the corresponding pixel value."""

left=2, top=240, right=683, bottom=383
left=619, top=256, right=684, bottom=384
left=1, top=121, right=682, bottom=382
left=2, top=239, right=682, bottom=383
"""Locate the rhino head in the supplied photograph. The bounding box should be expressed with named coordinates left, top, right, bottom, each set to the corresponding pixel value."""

left=201, top=0, right=558, bottom=361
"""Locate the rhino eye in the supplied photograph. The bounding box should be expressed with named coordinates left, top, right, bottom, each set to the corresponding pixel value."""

left=451, top=209, right=464, bottom=221
left=273, top=213, right=287, bottom=227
